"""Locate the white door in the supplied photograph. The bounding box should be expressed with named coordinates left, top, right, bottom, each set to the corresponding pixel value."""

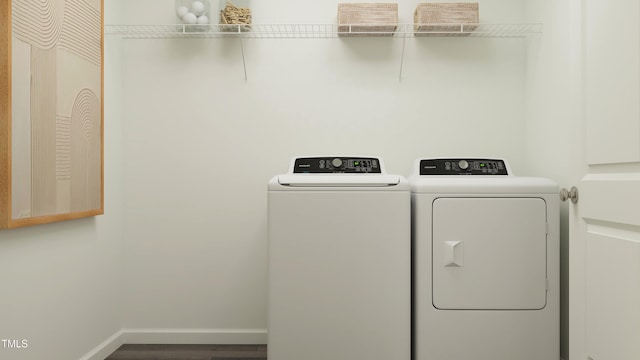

left=570, top=1, right=640, bottom=359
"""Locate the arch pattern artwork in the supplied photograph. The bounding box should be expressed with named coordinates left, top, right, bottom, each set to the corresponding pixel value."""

left=0, top=0, right=103, bottom=228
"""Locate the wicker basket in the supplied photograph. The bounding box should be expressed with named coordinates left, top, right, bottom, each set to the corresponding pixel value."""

left=414, top=3, right=479, bottom=36
left=338, top=3, right=398, bottom=37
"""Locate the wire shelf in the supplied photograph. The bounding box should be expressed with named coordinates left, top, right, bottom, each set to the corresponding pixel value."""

left=105, top=23, right=542, bottom=39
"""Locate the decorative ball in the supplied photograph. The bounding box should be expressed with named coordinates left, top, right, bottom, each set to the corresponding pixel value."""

left=191, top=1, right=206, bottom=16
left=176, top=6, right=189, bottom=18
left=182, top=12, right=198, bottom=24
left=197, top=15, right=210, bottom=24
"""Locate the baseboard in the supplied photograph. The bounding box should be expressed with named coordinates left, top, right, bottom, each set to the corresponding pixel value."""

left=121, top=328, right=267, bottom=345
left=79, top=328, right=267, bottom=360
left=79, top=329, right=125, bottom=360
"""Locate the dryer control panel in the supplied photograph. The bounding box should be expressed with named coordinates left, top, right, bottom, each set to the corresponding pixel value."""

left=420, top=158, right=508, bottom=176
left=294, top=157, right=382, bottom=173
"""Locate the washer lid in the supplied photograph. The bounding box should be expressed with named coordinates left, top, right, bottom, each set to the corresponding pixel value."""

left=277, top=174, right=401, bottom=187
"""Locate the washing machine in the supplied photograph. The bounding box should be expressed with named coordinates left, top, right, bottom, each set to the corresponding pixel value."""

left=268, top=156, right=410, bottom=360
left=410, top=158, right=559, bottom=360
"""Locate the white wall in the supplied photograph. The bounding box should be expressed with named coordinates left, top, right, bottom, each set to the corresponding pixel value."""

left=524, top=0, right=584, bottom=359
left=0, top=3, right=124, bottom=360
left=0, top=0, right=582, bottom=357
left=118, top=0, right=529, bottom=342
left=3, top=0, right=576, bottom=357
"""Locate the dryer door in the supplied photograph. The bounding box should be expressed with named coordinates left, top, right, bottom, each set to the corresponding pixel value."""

left=432, top=197, right=547, bottom=310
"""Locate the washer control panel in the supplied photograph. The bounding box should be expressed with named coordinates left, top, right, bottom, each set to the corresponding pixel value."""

left=294, top=157, right=381, bottom=173
left=419, top=158, right=508, bottom=175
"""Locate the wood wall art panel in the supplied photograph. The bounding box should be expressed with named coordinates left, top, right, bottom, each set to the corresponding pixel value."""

left=0, top=0, right=103, bottom=229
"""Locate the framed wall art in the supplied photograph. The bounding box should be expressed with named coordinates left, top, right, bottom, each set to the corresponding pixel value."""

left=1, top=0, right=103, bottom=228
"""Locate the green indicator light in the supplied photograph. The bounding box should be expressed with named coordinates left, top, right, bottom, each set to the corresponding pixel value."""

left=355, top=161, right=360, bottom=165
left=480, top=163, right=485, bottom=167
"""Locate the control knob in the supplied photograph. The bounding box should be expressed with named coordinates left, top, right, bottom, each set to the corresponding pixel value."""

left=331, top=158, right=343, bottom=168
left=458, top=160, right=469, bottom=170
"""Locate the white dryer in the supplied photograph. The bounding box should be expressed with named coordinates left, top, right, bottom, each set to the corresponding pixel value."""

left=268, top=156, right=410, bottom=360
left=410, top=158, right=559, bottom=360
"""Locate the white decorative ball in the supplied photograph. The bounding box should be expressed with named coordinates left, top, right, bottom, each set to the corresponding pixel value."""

left=176, top=6, right=189, bottom=18
left=191, top=1, right=206, bottom=16
left=196, top=15, right=210, bottom=24
left=182, top=12, right=198, bottom=24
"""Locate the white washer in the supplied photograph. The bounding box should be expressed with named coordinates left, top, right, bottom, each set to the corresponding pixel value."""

left=410, top=158, right=559, bottom=360
left=268, top=156, right=410, bottom=360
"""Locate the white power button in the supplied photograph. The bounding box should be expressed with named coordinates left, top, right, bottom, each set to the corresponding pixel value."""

left=458, top=160, right=469, bottom=170
left=332, top=158, right=343, bottom=168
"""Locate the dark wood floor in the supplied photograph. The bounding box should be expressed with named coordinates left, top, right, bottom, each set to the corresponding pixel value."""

left=105, top=344, right=267, bottom=360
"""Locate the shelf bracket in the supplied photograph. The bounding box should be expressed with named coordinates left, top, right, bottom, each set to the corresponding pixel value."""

left=239, top=37, right=248, bottom=80
left=399, top=35, right=406, bottom=82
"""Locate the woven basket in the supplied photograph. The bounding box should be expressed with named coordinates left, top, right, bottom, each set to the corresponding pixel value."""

left=414, top=3, right=479, bottom=36
left=338, top=3, right=398, bottom=37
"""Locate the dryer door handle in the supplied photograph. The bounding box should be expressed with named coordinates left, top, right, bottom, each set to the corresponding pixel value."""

left=444, top=241, right=464, bottom=267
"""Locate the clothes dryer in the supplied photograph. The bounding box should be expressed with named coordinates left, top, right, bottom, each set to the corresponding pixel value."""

left=410, top=158, right=559, bottom=360
left=268, top=156, right=410, bottom=360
